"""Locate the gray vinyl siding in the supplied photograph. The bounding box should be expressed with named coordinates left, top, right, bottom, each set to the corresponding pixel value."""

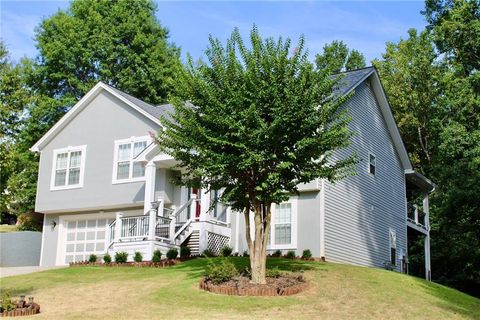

left=324, top=82, right=407, bottom=271
left=35, top=90, right=161, bottom=213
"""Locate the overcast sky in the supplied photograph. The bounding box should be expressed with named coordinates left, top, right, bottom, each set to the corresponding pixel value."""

left=1, top=1, right=427, bottom=64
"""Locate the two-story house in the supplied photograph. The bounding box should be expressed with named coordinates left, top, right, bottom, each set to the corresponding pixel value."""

left=31, top=67, right=435, bottom=279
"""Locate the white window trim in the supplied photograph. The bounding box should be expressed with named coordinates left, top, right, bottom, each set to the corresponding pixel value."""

left=389, top=227, right=397, bottom=266
left=268, top=197, right=298, bottom=250
left=112, top=136, right=150, bottom=184
left=50, top=145, right=87, bottom=191
left=368, top=152, right=376, bottom=176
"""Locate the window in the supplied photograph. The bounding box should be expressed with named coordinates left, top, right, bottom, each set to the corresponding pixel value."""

left=112, top=137, right=149, bottom=183
left=268, top=198, right=297, bottom=249
left=50, top=145, right=87, bottom=190
left=368, top=153, right=376, bottom=175
left=389, top=228, right=397, bottom=266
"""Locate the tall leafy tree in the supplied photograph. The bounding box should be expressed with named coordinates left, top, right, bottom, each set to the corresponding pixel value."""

left=158, top=27, right=356, bottom=284
left=315, top=40, right=366, bottom=73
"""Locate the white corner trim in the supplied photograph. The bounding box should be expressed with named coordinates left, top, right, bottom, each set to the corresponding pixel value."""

left=30, top=82, right=161, bottom=152
left=112, top=136, right=150, bottom=184
left=319, top=179, right=325, bottom=258
left=39, top=214, right=47, bottom=266
left=50, top=145, right=87, bottom=191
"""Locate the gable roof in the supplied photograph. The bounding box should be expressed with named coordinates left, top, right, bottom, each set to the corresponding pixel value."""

left=333, top=66, right=376, bottom=96
left=30, top=82, right=171, bottom=152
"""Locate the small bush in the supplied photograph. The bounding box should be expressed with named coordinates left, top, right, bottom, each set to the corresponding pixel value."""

left=115, top=251, right=128, bottom=263
left=271, top=249, right=282, bottom=257
left=166, top=248, right=178, bottom=260
left=202, top=248, right=216, bottom=257
left=242, top=250, right=249, bottom=257
left=103, top=253, right=112, bottom=264
left=0, top=290, right=16, bottom=312
left=220, top=245, right=233, bottom=257
left=133, top=251, right=143, bottom=263
left=205, top=259, right=239, bottom=284
left=266, top=267, right=282, bottom=278
left=180, top=246, right=191, bottom=258
left=302, top=249, right=312, bottom=260
left=152, top=250, right=162, bottom=263
left=88, top=254, right=97, bottom=263
left=285, top=250, right=296, bottom=259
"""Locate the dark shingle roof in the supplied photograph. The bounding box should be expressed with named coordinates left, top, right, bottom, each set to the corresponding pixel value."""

left=333, top=66, right=375, bottom=96
left=106, top=84, right=173, bottom=120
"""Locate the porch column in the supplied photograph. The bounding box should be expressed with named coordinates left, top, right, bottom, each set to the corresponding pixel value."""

left=143, top=161, right=156, bottom=215
left=114, top=212, right=123, bottom=243
left=423, top=192, right=431, bottom=281
left=148, top=202, right=158, bottom=241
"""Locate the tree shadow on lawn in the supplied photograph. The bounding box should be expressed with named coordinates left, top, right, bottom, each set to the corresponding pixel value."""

left=417, top=279, right=480, bottom=319
left=174, top=256, right=325, bottom=282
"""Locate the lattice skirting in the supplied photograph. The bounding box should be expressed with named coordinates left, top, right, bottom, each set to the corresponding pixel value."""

left=207, top=232, right=230, bottom=255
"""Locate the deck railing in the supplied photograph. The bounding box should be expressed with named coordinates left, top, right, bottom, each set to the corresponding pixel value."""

left=120, top=215, right=149, bottom=239
left=155, top=216, right=171, bottom=240
left=407, top=202, right=426, bottom=227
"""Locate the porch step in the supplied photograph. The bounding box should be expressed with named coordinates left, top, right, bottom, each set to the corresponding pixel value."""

left=184, top=230, right=200, bottom=255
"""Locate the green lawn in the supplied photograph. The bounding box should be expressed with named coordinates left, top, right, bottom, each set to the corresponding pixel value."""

left=1, top=257, right=479, bottom=319
left=0, top=224, right=17, bottom=233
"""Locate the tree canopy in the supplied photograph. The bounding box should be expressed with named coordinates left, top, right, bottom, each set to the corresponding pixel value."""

left=158, top=27, right=356, bottom=284
left=315, top=40, right=366, bottom=73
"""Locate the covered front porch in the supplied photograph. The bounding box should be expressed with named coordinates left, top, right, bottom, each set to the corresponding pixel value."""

left=405, top=169, right=436, bottom=280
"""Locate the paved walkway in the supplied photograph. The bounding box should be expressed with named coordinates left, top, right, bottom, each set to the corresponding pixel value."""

left=0, top=266, right=64, bottom=278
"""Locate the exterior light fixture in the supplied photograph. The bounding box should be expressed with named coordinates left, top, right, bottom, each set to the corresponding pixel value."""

left=50, top=220, right=57, bottom=231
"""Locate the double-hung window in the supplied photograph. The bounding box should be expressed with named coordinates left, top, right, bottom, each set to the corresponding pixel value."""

left=113, top=136, right=149, bottom=183
left=389, top=228, right=397, bottom=266
left=368, top=152, right=376, bottom=175
left=267, top=198, right=298, bottom=250
left=50, top=145, right=87, bottom=190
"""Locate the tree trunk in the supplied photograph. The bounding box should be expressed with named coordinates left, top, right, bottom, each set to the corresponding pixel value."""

left=244, top=202, right=271, bottom=284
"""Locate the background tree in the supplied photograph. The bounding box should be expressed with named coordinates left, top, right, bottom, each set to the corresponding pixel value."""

left=315, top=40, right=366, bottom=73
left=158, top=27, right=356, bottom=284
left=0, top=0, right=180, bottom=227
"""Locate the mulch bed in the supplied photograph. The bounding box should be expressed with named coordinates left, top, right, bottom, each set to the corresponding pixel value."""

left=199, top=274, right=308, bottom=296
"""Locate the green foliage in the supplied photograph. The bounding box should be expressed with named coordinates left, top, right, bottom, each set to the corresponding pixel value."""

left=114, top=252, right=128, bottom=263
left=133, top=251, right=143, bottom=263
left=220, top=246, right=233, bottom=257
left=266, top=267, right=283, bottom=278
left=166, top=248, right=178, bottom=260
left=302, top=249, right=312, bottom=260
left=285, top=251, right=296, bottom=259
left=205, top=259, right=239, bottom=284
left=202, top=249, right=216, bottom=257
left=0, top=290, right=16, bottom=312
left=180, top=246, right=191, bottom=258
left=152, top=250, right=162, bottom=263
left=315, top=40, right=366, bottom=73
left=103, top=254, right=112, bottom=264
left=242, top=250, right=249, bottom=257
left=271, top=249, right=282, bottom=258
left=88, top=254, right=97, bottom=263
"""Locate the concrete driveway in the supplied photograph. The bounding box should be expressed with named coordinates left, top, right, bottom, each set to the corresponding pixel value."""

left=0, top=266, right=64, bottom=278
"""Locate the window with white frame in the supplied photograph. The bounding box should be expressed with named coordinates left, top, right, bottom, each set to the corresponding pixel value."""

left=112, top=137, right=149, bottom=183
left=369, top=153, right=376, bottom=175
left=389, top=228, right=397, bottom=266
left=268, top=199, right=297, bottom=249
left=50, top=145, right=86, bottom=190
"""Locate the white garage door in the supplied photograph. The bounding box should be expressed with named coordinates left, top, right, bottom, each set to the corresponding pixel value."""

left=63, top=218, right=111, bottom=264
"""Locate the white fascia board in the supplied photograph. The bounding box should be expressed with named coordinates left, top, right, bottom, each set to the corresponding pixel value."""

left=30, top=82, right=162, bottom=152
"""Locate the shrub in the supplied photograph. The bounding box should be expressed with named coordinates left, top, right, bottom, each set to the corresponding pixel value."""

left=242, top=250, right=249, bottom=257
left=180, top=246, right=191, bottom=258
left=152, top=250, right=162, bottom=263
left=285, top=250, right=296, bottom=259
left=205, top=259, right=239, bottom=284
left=115, top=251, right=128, bottom=263
left=0, top=290, right=16, bottom=312
left=166, top=248, right=178, bottom=260
left=266, top=267, right=282, bottom=278
left=88, top=254, right=97, bottom=263
left=302, top=249, right=312, bottom=260
left=202, top=248, right=216, bottom=257
left=133, top=251, right=143, bottom=263
left=220, top=245, right=233, bottom=257
left=271, top=249, right=282, bottom=257
left=103, top=253, right=112, bottom=264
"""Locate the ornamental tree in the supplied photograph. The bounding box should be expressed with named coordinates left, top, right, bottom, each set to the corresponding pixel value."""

left=158, top=27, right=356, bottom=284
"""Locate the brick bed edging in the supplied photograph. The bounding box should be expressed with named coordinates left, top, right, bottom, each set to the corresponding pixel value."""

left=199, top=278, right=308, bottom=296
left=1, top=306, right=40, bottom=317
left=69, top=259, right=179, bottom=268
